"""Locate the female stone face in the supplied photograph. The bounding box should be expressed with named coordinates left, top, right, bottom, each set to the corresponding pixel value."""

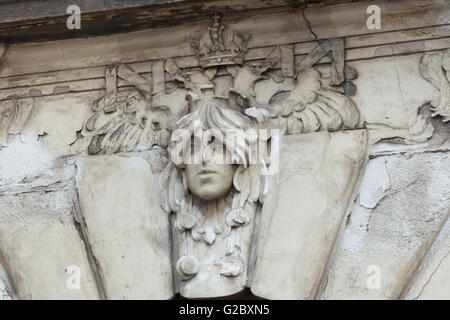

left=183, top=132, right=236, bottom=201
left=185, top=163, right=234, bottom=201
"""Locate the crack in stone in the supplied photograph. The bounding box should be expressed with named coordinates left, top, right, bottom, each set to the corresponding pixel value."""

left=393, top=56, right=406, bottom=103
left=72, top=172, right=108, bottom=300
left=369, top=148, right=450, bottom=160
left=0, top=182, right=68, bottom=196
left=302, top=4, right=318, bottom=41
left=412, top=250, right=450, bottom=300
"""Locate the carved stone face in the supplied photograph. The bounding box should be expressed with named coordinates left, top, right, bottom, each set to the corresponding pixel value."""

left=185, top=163, right=234, bottom=201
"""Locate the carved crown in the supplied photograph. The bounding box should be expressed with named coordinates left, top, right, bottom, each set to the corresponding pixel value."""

left=194, top=13, right=249, bottom=68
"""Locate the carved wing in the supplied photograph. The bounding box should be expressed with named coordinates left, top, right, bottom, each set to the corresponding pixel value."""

left=86, top=92, right=175, bottom=155
left=263, top=68, right=360, bottom=134
left=227, top=42, right=360, bottom=134
left=234, top=66, right=360, bottom=135
left=84, top=62, right=192, bottom=155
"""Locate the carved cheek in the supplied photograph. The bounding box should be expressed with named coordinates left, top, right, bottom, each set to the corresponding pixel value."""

left=185, top=165, right=201, bottom=193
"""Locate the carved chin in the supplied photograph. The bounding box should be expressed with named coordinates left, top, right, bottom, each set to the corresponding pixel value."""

left=191, top=184, right=230, bottom=201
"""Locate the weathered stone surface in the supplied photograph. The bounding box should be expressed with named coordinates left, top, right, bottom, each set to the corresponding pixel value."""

left=0, top=0, right=308, bottom=43
left=420, top=105, right=450, bottom=149
left=0, top=135, right=54, bottom=188
left=350, top=54, right=437, bottom=145
left=405, top=217, right=450, bottom=300
left=413, top=252, right=450, bottom=299
left=251, top=129, right=368, bottom=299
left=76, top=153, right=173, bottom=299
left=321, top=151, right=450, bottom=299
left=0, top=263, right=12, bottom=300
left=305, top=0, right=450, bottom=40
left=0, top=164, right=99, bottom=299
left=20, top=92, right=97, bottom=158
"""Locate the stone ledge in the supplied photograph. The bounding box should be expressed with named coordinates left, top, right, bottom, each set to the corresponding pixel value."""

left=0, top=0, right=360, bottom=43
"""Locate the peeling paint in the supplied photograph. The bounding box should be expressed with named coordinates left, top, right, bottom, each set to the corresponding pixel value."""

left=0, top=134, right=53, bottom=186
left=0, top=263, right=13, bottom=300
left=358, top=158, right=390, bottom=209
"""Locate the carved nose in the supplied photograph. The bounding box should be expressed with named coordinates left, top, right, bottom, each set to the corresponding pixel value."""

left=201, top=149, right=209, bottom=165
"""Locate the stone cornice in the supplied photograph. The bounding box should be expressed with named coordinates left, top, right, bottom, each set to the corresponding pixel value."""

left=0, top=0, right=362, bottom=43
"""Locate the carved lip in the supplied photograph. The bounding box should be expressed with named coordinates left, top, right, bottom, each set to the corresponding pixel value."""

left=198, top=169, right=217, bottom=176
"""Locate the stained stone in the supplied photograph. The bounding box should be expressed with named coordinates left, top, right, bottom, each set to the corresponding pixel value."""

left=350, top=54, right=437, bottom=145
left=0, top=260, right=12, bottom=299
left=76, top=154, right=173, bottom=299
left=251, top=130, right=368, bottom=299
left=320, top=152, right=450, bottom=299
left=404, top=217, right=450, bottom=300
left=0, top=178, right=99, bottom=299
left=18, top=92, right=96, bottom=159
